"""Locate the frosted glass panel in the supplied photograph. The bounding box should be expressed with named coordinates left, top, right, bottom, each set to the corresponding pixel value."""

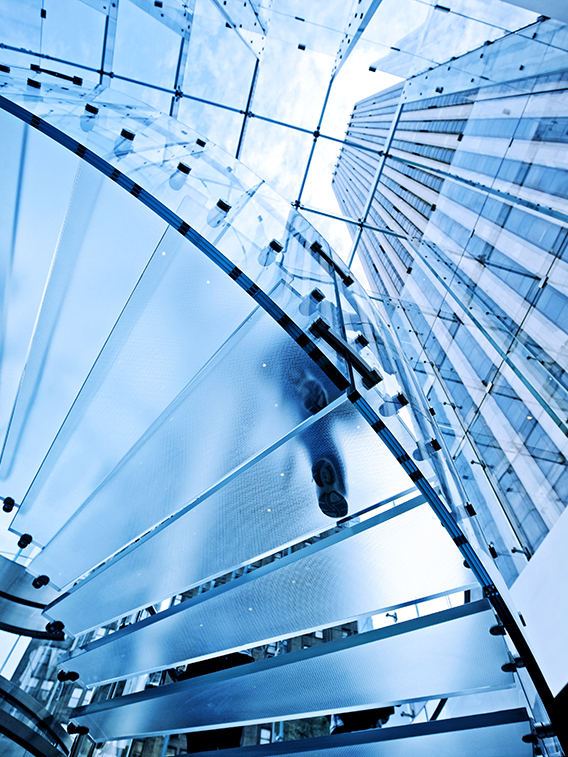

left=72, top=601, right=512, bottom=741
left=31, top=305, right=346, bottom=592
left=12, top=223, right=256, bottom=549
left=170, top=710, right=532, bottom=757
left=63, top=497, right=475, bottom=685
left=0, top=555, right=58, bottom=606
left=1, top=164, right=167, bottom=503
left=46, top=400, right=412, bottom=634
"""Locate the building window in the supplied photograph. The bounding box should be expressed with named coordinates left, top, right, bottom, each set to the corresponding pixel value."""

left=67, top=688, right=84, bottom=708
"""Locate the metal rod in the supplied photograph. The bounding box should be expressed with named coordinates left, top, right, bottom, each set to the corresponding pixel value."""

left=99, top=1, right=118, bottom=86
left=170, top=33, right=190, bottom=119
left=347, top=98, right=405, bottom=267
left=99, top=13, right=110, bottom=86
left=297, top=203, right=409, bottom=238
left=295, top=76, right=334, bottom=206
left=235, top=58, right=260, bottom=160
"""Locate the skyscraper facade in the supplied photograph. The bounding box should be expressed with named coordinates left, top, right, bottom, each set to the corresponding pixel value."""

left=334, top=16, right=568, bottom=577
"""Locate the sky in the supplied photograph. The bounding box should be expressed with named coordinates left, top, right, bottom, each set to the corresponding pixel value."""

left=0, top=0, right=537, bottom=673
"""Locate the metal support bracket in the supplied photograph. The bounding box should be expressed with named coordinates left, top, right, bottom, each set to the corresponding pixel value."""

left=309, top=318, right=382, bottom=389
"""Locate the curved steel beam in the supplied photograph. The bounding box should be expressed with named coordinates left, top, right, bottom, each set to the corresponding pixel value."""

left=0, top=710, right=68, bottom=757
left=0, top=675, right=71, bottom=755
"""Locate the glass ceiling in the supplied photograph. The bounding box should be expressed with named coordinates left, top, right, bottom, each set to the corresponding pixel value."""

left=0, top=0, right=537, bottom=261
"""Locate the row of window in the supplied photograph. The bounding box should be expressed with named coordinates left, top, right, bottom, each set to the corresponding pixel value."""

left=386, top=235, right=414, bottom=270
left=391, top=138, right=455, bottom=164
left=373, top=190, right=422, bottom=240
left=452, top=320, right=495, bottom=385
left=371, top=241, right=405, bottom=292
left=402, top=90, right=477, bottom=113
left=334, top=156, right=371, bottom=204
left=478, top=243, right=540, bottom=301
left=346, top=130, right=385, bottom=147
left=452, top=150, right=568, bottom=201
left=398, top=118, right=467, bottom=135
left=352, top=117, right=467, bottom=138
left=355, top=85, right=403, bottom=111
left=382, top=175, right=434, bottom=220
left=387, top=160, right=445, bottom=193
left=356, top=111, right=568, bottom=147
left=340, top=151, right=376, bottom=190
left=463, top=117, right=524, bottom=141
left=430, top=209, right=469, bottom=248
left=362, top=243, right=391, bottom=297
left=443, top=181, right=565, bottom=254
left=481, top=67, right=568, bottom=100
left=352, top=103, right=399, bottom=119
left=348, top=120, right=392, bottom=132
left=465, top=115, right=568, bottom=143
left=335, top=147, right=375, bottom=181
left=398, top=56, right=568, bottom=127
left=347, top=125, right=391, bottom=144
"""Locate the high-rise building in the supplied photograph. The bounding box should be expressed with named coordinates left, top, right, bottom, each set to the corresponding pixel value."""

left=334, top=15, right=568, bottom=574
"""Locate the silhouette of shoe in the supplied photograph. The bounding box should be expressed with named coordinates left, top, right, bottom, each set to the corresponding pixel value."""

left=299, top=379, right=328, bottom=415
left=312, top=459, right=348, bottom=518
